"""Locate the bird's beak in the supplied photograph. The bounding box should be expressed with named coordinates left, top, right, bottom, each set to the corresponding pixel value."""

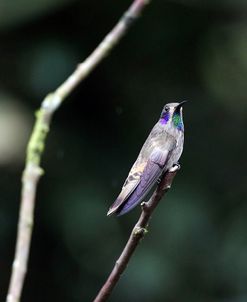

left=176, top=100, right=187, bottom=110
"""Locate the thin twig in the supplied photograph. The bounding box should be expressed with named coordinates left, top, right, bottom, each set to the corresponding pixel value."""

left=6, top=1, right=151, bottom=302
left=93, top=164, right=180, bottom=302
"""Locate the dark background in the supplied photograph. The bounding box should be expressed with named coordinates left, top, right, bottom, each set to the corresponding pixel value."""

left=1, top=0, right=247, bottom=301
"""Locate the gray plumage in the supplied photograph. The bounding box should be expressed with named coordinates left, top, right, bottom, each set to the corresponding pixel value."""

left=107, top=102, right=186, bottom=216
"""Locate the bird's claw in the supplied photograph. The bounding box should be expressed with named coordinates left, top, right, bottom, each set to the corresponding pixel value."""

left=169, top=163, right=181, bottom=172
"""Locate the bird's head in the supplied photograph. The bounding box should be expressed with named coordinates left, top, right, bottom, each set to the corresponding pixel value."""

left=159, top=101, right=187, bottom=131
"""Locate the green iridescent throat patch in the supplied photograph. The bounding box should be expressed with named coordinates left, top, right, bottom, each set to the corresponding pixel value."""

left=172, top=113, right=183, bottom=130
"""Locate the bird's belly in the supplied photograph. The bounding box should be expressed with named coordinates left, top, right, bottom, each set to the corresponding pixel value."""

left=165, top=140, right=183, bottom=171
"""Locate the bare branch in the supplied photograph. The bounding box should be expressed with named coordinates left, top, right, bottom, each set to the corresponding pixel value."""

left=93, top=165, right=180, bottom=302
left=6, top=1, right=151, bottom=302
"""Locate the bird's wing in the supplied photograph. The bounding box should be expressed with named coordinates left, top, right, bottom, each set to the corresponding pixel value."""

left=107, top=161, right=146, bottom=216
left=107, top=124, right=176, bottom=216
left=116, top=148, right=169, bottom=216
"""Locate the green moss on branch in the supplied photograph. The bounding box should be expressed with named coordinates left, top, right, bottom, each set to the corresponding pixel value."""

left=26, top=109, right=49, bottom=166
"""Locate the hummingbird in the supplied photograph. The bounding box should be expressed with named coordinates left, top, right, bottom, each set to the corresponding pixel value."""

left=107, top=101, right=186, bottom=217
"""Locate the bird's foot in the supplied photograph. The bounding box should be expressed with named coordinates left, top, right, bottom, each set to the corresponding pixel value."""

left=169, top=162, right=181, bottom=172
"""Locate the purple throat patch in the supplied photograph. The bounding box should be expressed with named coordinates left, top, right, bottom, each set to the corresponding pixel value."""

left=160, top=112, right=170, bottom=124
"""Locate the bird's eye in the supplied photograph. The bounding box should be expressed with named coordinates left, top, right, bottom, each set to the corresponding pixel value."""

left=164, top=105, right=169, bottom=111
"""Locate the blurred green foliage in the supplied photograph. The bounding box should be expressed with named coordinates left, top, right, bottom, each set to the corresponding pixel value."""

left=0, top=0, right=247, bottom=301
